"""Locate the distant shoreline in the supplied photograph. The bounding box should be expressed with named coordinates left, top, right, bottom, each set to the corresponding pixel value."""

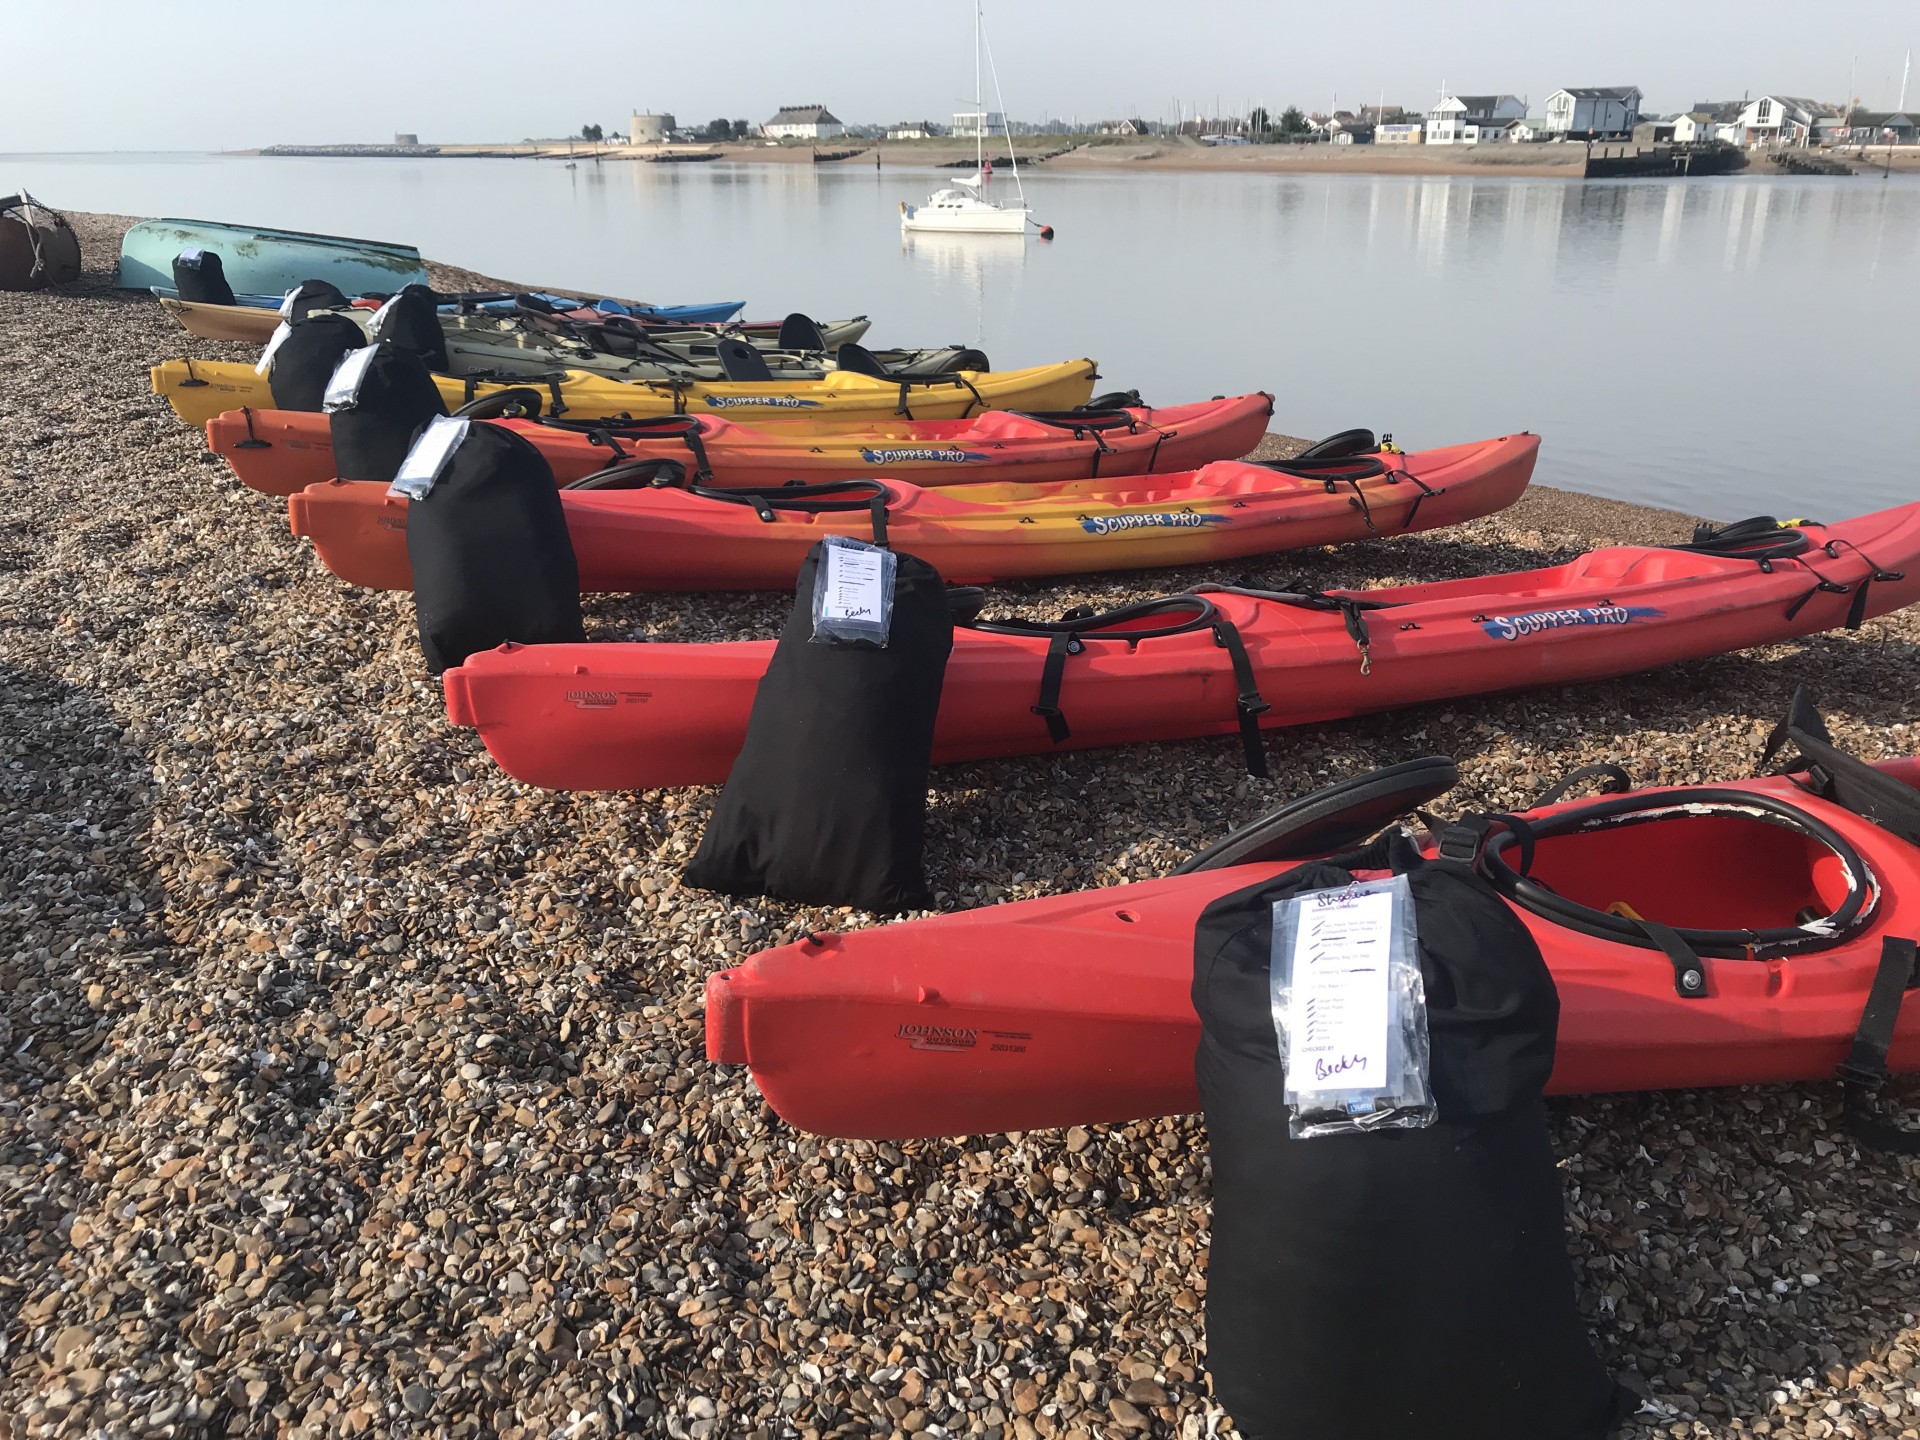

left=230, top=135, right=1920, bottom=178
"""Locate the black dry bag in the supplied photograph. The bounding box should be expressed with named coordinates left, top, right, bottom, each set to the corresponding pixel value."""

left=1192, top=828, right=1630, bottom=1440
left=171, top=247, right=235, bottom=305
left=327, top=342, right=448, bottom=482
left=405, top=422, right=584, bottom=673
left=683, top=542, right=953, bottom=912
left=283, top=278, right=351, bottom=320
left=367, top=283, right=449, bottom=372
left=267, top=313, right=366, bottom=412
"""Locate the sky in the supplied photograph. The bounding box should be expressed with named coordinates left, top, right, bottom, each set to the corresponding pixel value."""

left=1, top=0, right=1914, bottom=151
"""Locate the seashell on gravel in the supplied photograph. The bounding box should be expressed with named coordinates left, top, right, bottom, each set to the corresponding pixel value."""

left=2, top=211, right=1918, bottom=1439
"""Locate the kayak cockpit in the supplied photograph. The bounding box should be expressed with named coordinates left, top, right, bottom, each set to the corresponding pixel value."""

left=1523, top=806, right=1862, bottom=935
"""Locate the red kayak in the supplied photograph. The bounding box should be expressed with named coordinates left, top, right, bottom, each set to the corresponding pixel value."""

left=706, top=739, right=1920, bottom=1139
left=443, top=502, right=1920, bottom=791
left=206, top=394, right=1276, bottom=497
left=288, top=434, right=1535, bottom=592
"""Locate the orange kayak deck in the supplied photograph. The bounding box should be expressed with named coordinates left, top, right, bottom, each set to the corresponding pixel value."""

left=288, top=434, right=1536, bottom=591
left=702, top=762, right=1920, bottom=1138
left=440, top=500, right=1920, bottom=791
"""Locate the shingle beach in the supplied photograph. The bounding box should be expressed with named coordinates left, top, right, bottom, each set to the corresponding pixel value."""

left=4, top=212, right=1920, bottom=1440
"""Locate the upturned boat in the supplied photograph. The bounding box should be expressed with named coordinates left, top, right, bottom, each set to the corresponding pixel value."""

left=117, top=218, right=429, bottom=295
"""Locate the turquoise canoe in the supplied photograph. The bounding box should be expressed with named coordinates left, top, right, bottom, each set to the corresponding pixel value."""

left=116, top=218, right=428, bottom=294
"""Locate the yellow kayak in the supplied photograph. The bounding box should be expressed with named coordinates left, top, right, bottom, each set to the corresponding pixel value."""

left=150, top=357, right=1101, bottom=428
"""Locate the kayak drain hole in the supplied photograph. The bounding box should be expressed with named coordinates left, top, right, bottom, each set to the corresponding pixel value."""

left=1115, top=910, right=1138, bottom=924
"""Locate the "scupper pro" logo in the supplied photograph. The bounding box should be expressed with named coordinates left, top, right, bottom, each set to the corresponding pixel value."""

left=1481, top=605, right=1663, bottom=641
left=1080, top=512, right=1231, bottom=536
left=860, top=447, right=984, bottom=465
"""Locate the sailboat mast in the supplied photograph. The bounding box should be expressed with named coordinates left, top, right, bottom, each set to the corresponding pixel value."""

left=976, top=0, right=1028, bottom=207
left=974, top=0, right=984, bottom=177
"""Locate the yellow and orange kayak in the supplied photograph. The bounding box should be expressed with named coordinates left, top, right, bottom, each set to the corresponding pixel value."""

left=288, top=433, right=1538, bottom=592
left=151, top=356, right=1100, bottom=429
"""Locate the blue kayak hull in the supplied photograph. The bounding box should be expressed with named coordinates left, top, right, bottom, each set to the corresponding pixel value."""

left=632, top=301, right=745, bottom=323
left=464, top=294, right=745, bottom=323
left=117, top=218, right=429, bottom=295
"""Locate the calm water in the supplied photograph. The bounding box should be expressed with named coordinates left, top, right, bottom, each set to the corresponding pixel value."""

left=9, top=151, right=1920, bottom=518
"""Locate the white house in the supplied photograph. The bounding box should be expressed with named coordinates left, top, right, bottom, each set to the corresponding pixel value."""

left=886, top=121, right=943, bottom=140
left=1731, top=95, right=1836, bottom=147
left=764, top=105, right=845, bottom=140
left=1544, top=87, right=1642, bottom=138
left=1671, top=102, right=1741, bottom=144
left=1426, top=94, right=1527, bottom=144
left=1377, top=122, right=1424, bottom=144
left=951, top=110, right=1007, bottom=138
left=1507, top=117, right=1551, bottom=142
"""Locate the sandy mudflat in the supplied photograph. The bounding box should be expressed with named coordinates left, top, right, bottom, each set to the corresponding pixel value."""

left=3, top=212, right=1920, bottom=1439
left=243, top=134, right=1920, bottom=178
left=713, top=136, right=1594, bottom=179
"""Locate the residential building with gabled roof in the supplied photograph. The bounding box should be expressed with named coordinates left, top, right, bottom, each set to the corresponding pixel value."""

left=1731, top=95, right=1837, bottom=147
left=1426, top=93, right=1526, bottom=144
left=764, top=105, right=845, bottom=140
left=1545, top=86, right=1643, bottom=139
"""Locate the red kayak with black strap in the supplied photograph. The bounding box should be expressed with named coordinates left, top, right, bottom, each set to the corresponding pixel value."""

left=206, top=394, right=1277, bottom=497
left=289, top=432, right=1535, bottom=592
left=442, top=503, right=1920, bottom=791
left=704, top=693, right=1920, bottom=1142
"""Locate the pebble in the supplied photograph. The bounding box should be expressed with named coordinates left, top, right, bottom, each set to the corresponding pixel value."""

left=2, top=210, right=1918, bottom=1440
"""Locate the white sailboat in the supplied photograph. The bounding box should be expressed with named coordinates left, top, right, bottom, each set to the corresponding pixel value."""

left=901, top=1, right=1032, bottom=237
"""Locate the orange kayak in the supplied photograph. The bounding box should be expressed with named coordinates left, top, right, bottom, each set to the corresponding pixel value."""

left=288, top=433, right=1537, bottom=592
left=206, top=394, right=1277, bottom=497
left=704, top=756, right=1920, bottom=1139
left=441, top=502, right=1920, bottom=792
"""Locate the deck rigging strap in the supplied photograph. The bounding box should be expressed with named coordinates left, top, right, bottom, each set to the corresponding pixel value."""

left=683, top=478, right=892, bottom=548
left=970, top=595, right=1269, bottom=776
left=1189, top=582, right=1394, bottom=674
left=1668, top=516, right=1904, bottom=629
left=1006, top=407, right=1142, bottom=436
left=1002, top=405, right=1178, bottom=477
left=1836, top=936, right=1920, bottom=1154
left=1254, top=453, right=1396, bottom=536
left=540, top=415, right=715, bottom=482
left=952, top=374, right=988, bottom=417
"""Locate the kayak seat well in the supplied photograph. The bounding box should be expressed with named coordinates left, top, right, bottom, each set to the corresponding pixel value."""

left=1525, top=811, right=1856, bottom=934
left=1561, top=548, right=1747, bottom=584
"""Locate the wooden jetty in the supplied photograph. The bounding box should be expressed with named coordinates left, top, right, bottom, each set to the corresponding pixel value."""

left=1583, top=141, right=1746, bottom=179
